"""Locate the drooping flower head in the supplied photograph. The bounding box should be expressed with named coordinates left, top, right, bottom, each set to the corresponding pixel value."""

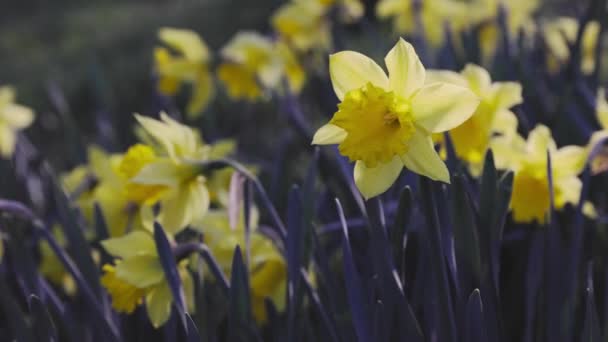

left=154, top=27, right=214, bottom=118
left=491, top=125, right=587, bottom=223
left=0, top=86, right=34, bottom=158
left=427, top=64, right=522, bottom=174
left=312, top=38, right=480, bottom=198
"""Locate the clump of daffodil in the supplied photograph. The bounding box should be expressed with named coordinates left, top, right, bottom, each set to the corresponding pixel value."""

left=154, top=27, right=214, bottom=118
left=100, top=231, right=194, bottom=328
left=542, top=17, right=600, bottom=75
left=491, top=125, right=588, bottom=224
left=191, top=206, right=286, bottom=323
left=271, top=0, right=364, bottom=52
left=0, top=86, right=34, bottom=158
left=124, top=113, right=214, bottom=234
left=427, top=64, right=522, bottom=174
left=217, top=31, right=305, bottom=101
left=312, top=38, right=480, bottom=198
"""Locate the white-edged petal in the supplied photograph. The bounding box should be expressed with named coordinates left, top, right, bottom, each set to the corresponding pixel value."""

left=411, top=83, right=480, bottom=133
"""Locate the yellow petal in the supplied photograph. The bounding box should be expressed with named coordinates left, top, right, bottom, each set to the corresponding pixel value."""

left=424, top=70, right=467, bottom=87
left=385, top=38, right=426, bottom=98
left=553, top=145, right=587, bottom=177
left=329, top=51, right=389, bottom=101
left=311, top=124, right=347, bottom=145
left=133, top=160, right=191, bottom=188
left=354, top=155, right=403, bottom=199
left=527, top=124, right=556, bottom=159
left=400, top=129, right=450, bottom=183
left=101, top=231, right=157, bottom=259
left=489, top=82, right=523, bottom=110
left=115, top=255, right=165, bottom=288
left=411, top=83, right=480, bottom=133
left=159, top=178, right=209, bottom=234
left=158, top=27, right=210, bottom=62
left=186, top=70, right=214, bottom=118
left=596, top=88, right=608, bottom=129
left=490, top=134, right=526, bottom=170
left=2, top=104, right=34, bottom=129
left=145, top=281, right=173, bottom=328
left=461, top=64, right=492, bottom=95
left=0, top=124, right=16, bottom=158
left=554, top=176, right=582, bottom=209
left=493, top=110, right=519, bottom=136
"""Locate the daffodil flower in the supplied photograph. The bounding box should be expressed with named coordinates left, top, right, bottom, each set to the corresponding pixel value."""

left=312, top=38, right=480, bottom=198
left=543, top=17, right=600, bottom=75
left=427, top=64, right=522, bottom=174
left=191, top=207, right=285, bottom=323
left=154, top=27, right=214, bottom=118
left=588, top=88, right=608, bottom=174
left=491, top=125, right=587, bottom=223
left=0, top=86, right=34, bottom=158
left=100, top=231, right=194, bottom=328
left=131, top=113, right=216, bottom=234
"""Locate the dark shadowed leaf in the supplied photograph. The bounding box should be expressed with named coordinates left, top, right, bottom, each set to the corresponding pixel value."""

left=153, top=222, right=187, bottom=331
left=465, top=289, right=486, bottom=342
left=28, top=294, right=57, bottom=342
left=228, top=245, right=254, bottom=342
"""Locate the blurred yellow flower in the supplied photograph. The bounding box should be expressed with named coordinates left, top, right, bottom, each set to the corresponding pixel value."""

left=39, top=226, right=77, bottom=295
left=100, top=231, right=194, bottom=328
left=154, top=27, right=214, bottom=118
left=427, top=64, right=521, bottom=174
left=589, top=88, right=608, bottom=174
left=376, top=0, right=475, bottom=48
left=0, top=86, right=34, bottom=158
left=543, top=18, right=600, bottom=75
left=491, top=125, right=587, bottom=223
left=312, top=38, right=479, bottom=198
left=191, top=207, right=285, bottom=323
left=217, top=31, right=305, bottom=100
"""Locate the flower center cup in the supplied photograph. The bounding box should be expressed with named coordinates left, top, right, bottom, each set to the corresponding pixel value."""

left=330, top=83, right=415, bottom=168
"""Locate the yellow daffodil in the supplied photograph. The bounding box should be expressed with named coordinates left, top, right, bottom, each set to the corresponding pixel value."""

left=0, top=86, right=34, bottom=158
left=427, top=64, right=522, bottom=174
left=271, top=1, right=332, bottom=52
left=217, top=31, right=305, bottom=100
left=491, top=125, right=587, bottom=223
left=312, top=38, right=480, bottom=198
left=100, top=231, right=194, bottom=328
left=62, top=145, right=167, bottom=237
left=191, top=207, right=285, bottom=323
left=130, top=113, right=215, bottom=234
left=154, top=27, right=214, bottom=118
left=543, top=18, right=600, bottom=75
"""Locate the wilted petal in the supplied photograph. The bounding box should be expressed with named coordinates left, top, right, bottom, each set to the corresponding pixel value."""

left=354, top=156, right=403, bottom=199
left=329, top=51, right=388, bottom=101
left=385, top=38, right=426, bottom=98
left=411, top=83, right=480, bottom=133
